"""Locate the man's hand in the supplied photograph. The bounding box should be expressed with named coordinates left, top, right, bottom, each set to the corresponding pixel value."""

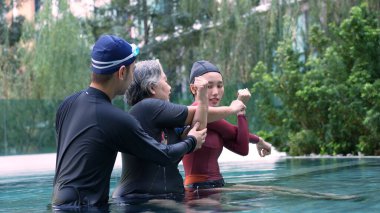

left=187, top=122, right=207, bottom=151
left=229, top=100, right=246, bottom=114
left=257, top=137, right=272, bottom=157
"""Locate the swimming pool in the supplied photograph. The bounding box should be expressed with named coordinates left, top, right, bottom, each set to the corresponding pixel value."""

left=1, top=152, right=379, bottom=212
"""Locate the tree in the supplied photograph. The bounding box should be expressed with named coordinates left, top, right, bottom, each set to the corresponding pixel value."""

left=0, top=1, right=94, bottom=155
left=19, top=1, right=93, bottom=99
left=0, top=0, right=26, bottom=99
left=251, top=3, right=380, bottom=155
left=86, top=0, right=133, bottom=40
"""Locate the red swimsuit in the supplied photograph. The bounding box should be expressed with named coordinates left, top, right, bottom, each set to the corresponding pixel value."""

left=182, top=104, right=260, bottom=187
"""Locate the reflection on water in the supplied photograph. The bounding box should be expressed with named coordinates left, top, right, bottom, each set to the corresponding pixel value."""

left=0, top=144, right=285, bottom=176
left=1, top=147, right=380, bottom=212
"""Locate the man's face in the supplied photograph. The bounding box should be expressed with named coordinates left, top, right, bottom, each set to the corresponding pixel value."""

left=125, top=62, right=135, bottom=88
left=117, top=62, right=135, bottom=96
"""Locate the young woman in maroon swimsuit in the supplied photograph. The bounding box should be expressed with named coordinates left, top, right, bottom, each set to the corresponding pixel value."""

left=182, top=60, right=272, bottom=192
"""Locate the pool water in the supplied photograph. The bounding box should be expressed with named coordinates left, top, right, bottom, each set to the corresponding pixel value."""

left=1, top=156, right=379, bottom=212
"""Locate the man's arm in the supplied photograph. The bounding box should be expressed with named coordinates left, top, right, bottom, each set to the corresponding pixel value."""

left=117, top=114, right=199, bottom=166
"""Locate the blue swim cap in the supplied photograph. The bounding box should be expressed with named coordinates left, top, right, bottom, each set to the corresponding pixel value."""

left=91, top=35, right=139, bottom=74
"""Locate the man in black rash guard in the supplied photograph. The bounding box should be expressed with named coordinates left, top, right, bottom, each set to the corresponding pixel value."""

left=52, top=35, right=206, bottom=210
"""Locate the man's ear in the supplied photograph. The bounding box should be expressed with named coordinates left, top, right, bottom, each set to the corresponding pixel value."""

left=189, top=84, right=197, bottom=96
left=117, top=66, right=127, bottom=80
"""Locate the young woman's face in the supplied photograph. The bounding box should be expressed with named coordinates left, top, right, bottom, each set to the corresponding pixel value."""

left=152, top=70, right=171, bottom=101
left=202, top=72, right=224, bottom=106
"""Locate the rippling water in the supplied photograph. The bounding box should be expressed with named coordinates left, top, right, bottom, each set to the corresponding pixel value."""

left=1, top=148, right=379, bottom=212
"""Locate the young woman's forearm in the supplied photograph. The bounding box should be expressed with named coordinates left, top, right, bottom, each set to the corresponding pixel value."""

left=192, top=102, right=208, bottom=129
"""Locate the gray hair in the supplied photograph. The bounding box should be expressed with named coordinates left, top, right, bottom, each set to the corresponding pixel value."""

left=125, top=59, right=162, bottom=106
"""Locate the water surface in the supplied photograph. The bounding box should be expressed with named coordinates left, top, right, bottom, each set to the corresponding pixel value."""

left=0, top=152, right=379, bottom=212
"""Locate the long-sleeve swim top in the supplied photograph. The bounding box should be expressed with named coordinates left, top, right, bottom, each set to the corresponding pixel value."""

left=53, top=88, right=195, bottom=207
left=182, top=102, right=260, bottom=185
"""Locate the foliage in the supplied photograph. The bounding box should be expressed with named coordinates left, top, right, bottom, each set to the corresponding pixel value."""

left=251, top=3, right=380, bottom=155
left=1, top=1, right=94, bottom=155
left=1, top=0, right=379, bottom=155
left=86, top=0, right=133, bottom=39
left=19, top=1, right=93, bottom=99
left=0, top=0, right=25, bottom=100
left=0, top=100, right=59, bottom=154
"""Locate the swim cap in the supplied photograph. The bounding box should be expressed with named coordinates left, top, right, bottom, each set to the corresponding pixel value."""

left=91, top=35, right=139, bottom=74
left=189, top=60, right=220, bottom=83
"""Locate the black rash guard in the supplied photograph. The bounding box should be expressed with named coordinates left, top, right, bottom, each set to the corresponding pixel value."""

left=112, top=99, right=188, bottom=199
left=52, top=87, right=196, bottom=208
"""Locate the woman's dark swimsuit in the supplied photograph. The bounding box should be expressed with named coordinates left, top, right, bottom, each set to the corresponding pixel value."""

left=112, top=98, right=190, bottom=203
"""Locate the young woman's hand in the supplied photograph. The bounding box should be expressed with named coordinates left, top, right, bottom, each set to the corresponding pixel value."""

left=229, top=100, right=246, bottom=114
left=257, top=137, right=272, bottom=157
left=193, top=76, right=209, bottom=103
left=237, top=88, right=251, bottom=104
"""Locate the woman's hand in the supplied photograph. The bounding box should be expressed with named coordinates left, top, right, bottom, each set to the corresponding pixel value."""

left=229, top=100, right=246, bottom=114
left=257, top=137, right=272, bottom=157
left=236, top=88, right=251, bottom=115
left=237, top=88, right=251, bottom=104
left=193, top=76, right=208, bottom=103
